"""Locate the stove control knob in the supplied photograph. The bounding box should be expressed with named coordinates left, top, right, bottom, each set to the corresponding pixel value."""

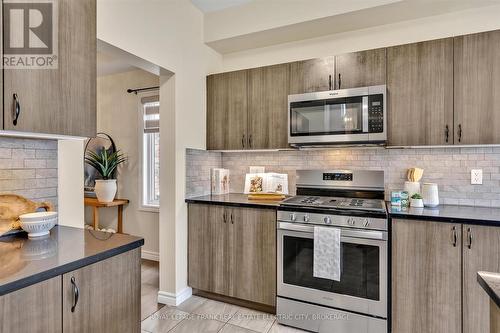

left=303, top=214, right=310, bottom=222
left=324, top=216, right=332, bottom=224
left=363, top=219, right=370, bottom=227
left=289, top=213, right=296, bottom=221
left=348, top=218, right=356, bottom=226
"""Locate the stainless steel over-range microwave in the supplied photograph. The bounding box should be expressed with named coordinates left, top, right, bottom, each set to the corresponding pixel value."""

left=287, top=85, right=386, bottom=146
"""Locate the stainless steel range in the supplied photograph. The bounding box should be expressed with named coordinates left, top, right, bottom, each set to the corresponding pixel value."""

left=277, top=170, right=388, bottom=333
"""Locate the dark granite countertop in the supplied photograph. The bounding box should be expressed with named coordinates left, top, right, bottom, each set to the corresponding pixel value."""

left=0, top=225, right=144, bottom=296
left=387, top=203, right=500, bottom=226
left=477, top=271, right=500, bottom=308
left=186, top=193, right=284, bottom=209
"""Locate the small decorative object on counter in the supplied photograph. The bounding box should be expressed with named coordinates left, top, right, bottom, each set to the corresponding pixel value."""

left=404, top=167, right=423, bottom=198
left=400, top=191, right=409, bottom=208
left=391, top=191, right=402, bottom=207
left=244, top=173, right=289, bottom=200
left=410, top=193, right=424, bottom=208
left=0, top=194, right=54, bottom=237
left=210, top=168, right=230, bottom=195
left=85, top=149, right=127, bottom=203
left=19, top=211, right=58, bottom=238
left=422, top=183, right=439, bottom=207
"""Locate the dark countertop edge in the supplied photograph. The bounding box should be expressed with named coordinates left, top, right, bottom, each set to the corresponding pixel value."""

left=388, top=212, right=500, bottom=227
left=185, top=198, right=280, bottom=209
left=477, top=272, right=500, bottom=308
left=0, top=238, right=144, bottom=296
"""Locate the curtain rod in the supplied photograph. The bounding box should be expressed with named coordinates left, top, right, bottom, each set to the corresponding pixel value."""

left=126, top=86, right=160, bottom=94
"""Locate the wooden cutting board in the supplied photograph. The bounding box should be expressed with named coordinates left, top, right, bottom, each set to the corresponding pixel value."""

left=0, top=194, right=54, bottom=235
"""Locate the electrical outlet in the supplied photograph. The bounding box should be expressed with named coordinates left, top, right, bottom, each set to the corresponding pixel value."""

left=471, top=169, right=483, bottom=185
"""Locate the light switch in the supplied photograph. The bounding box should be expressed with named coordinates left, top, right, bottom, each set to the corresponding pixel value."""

left=471, top=169, right=483, bottom=185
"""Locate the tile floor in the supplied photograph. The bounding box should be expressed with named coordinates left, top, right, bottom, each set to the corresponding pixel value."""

left=140, top=260, right=307, bottom=333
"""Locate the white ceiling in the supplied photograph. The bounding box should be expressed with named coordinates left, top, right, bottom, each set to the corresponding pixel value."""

left=191, top=0, right=252, bottom=13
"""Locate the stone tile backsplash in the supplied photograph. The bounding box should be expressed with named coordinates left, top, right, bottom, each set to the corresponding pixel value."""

left=186, top=146, right=500, bottom=208
left=0, top=138, right=58, bottom=206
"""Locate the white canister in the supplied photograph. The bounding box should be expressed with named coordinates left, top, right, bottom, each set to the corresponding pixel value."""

left=404, top=181, right=421, bottom=198
left=422, top=183, right=439, bottom=207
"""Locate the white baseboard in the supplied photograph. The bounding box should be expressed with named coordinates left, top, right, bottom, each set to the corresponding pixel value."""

left=141, top=250, right=159, bottom=261
left=157, top=287, right=192, bottom=306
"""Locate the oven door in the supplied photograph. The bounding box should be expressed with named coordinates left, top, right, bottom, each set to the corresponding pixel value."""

left=277, top=222, right=387, bottom=318
left=288, top=90, right=369, bottom=145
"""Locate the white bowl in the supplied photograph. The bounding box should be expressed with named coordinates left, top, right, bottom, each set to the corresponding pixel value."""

left=19, top=212, right=58, bottom=238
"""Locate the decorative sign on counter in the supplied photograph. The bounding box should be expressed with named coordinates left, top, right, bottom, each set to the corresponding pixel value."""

left=211, top=168, right=230, bottom=195
left=244, top=173, right=289, bottom=195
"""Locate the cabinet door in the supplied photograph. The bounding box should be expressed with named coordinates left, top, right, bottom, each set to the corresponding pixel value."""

left=289, top=57, right=334, bottom=94
left=206, top=70, right=248, bottom=150
left=462, top=224, right=500, bottom=333
left=334, top=48, right=386, bottom=89
left=231, top=207, right=276, bottom=306
left=188, top=204, right=233, bottom=295
left=392, top=219, right=462, bottom=333
left=387, top=38, right=454, bottom=146
left=248, top=64, right=289, bottom=149
left=62, top=249, right=141, bottom=333
left=454, top=30, right=500, bottom=144
left=3, top=0, right=96, bottom=137
left=0, top=277, right=62, bottom=333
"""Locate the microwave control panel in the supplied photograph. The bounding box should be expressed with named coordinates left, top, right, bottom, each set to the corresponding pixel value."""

left=368, top=94, right=384, bottom=133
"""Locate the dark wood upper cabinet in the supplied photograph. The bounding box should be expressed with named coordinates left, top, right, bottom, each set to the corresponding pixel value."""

left=454, top=30, right=500, bottom=144
left=3, top=0, right=96, bottom=137
left=206, top=70, right=248, bottom=150
left=289, top=57, right=334, bottom=94
left=387, top=38, right=454, bottom=146
left=334, top=48, right=386, bottom=89
left=462, top=225, right=500, bottom=333
left=247, top=64, right=290, bottom=149
left=392, top=219, right=462, bottom=333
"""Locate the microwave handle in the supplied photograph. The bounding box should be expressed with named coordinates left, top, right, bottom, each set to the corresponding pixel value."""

left=362, top=96, right=369, bottom=133
left=278, top=222, right=387, bottom=240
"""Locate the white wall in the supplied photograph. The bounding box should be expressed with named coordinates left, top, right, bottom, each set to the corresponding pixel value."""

left=97, top=0, right=222, bottom=303
left=220, top=4, right=500, bottom=72
left=87, top=69, right=160, bottom=257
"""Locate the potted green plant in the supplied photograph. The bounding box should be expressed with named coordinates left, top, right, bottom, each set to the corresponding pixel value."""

left=85, top=149, right=127, bottom=203
left=410, top=193, right=424, bottom=208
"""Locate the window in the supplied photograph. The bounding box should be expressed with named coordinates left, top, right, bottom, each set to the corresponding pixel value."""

left=141, top=95, right=160, bottom=208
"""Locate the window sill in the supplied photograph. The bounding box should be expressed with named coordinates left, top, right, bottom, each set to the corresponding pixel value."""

left=139, top=205, right=159, bottom=213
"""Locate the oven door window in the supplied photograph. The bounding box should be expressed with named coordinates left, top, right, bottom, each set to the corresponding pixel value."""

left=290, top=97, right=364, bottom=136
left=282, top=235, right=380, bottom=300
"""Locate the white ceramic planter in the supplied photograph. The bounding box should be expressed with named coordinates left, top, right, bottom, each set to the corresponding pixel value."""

left=410, top=198, right=424, bottom=208
left=94, top=179, right=117, bottom=203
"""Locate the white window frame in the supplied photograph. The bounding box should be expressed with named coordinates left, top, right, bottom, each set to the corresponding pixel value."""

left=138, top=94, right=160, bottom=212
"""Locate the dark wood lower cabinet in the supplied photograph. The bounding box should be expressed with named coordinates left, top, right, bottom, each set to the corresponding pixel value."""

left=188, top=203, right=276, bottom=308
left=62, top=248, right=141, bottom=333
left=392, top=219, right=462, bottom=333
left=0, top=277, right=62, bottom=333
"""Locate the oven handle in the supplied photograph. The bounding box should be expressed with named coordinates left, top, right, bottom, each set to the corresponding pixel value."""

left=362, top=96, right=369, bottom=133
left=278, top=222, right=387, bottom=240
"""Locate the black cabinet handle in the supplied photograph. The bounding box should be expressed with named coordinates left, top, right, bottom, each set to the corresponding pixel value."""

left=223, top=211, right=227, bottom=223
left=458, top=124, right=462, bottom=143
left=249, top=134, right=252, bottom=148
left=241, top=134, right=245, bottom=148
left=230, top=213, right=234, bottom=224
left=70, top=276, right=79, bottom=313
left=13, top=93, right=21, bottom=126
left=338, top=73, right=342, bottom=89
left=445, top=125, right=449, bottom=143
left=328, top=75, right=332, bottom=90
left=466, top=227, right=473, bottom=249
left=451, top=226, right=457, bottom=247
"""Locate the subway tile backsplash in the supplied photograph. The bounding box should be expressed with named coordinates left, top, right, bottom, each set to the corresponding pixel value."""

left=186, top=147, right=500, bottom=208
left=0, top=138, right=58, bottom=206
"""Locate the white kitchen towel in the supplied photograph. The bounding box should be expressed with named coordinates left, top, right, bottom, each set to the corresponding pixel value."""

left=313, top=226, right=341, bottom=281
